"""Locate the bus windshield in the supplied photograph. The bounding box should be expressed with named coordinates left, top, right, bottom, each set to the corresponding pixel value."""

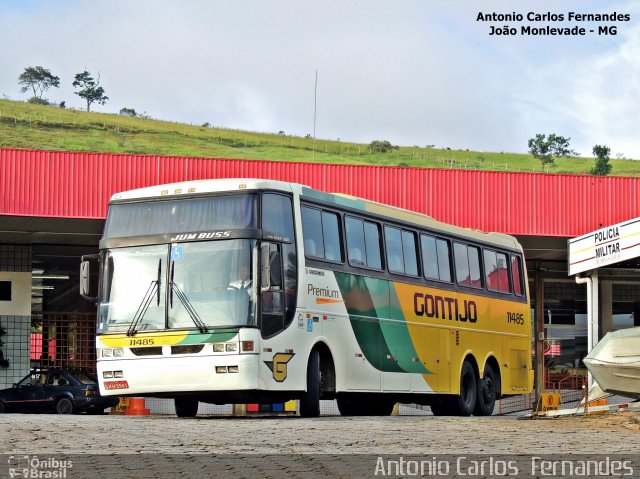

left=98, top=239, right=257, bottom=333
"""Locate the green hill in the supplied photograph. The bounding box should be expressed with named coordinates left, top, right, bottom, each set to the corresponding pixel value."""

left=1, top=99, right=639, bottom=176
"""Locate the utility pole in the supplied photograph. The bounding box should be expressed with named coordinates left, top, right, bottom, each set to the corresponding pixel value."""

left=313, top=69, right=318, bottom=162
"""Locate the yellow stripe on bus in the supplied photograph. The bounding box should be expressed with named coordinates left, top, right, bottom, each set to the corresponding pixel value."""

left=315, top=297, right=345, bottom=304
left=99, top=331, right=189, bottom=347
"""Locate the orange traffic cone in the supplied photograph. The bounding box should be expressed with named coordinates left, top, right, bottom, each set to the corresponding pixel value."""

left=124, top=397, right=150, bottom=416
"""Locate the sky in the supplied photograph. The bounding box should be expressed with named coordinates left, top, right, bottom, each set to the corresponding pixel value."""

left=1, top=0, right=639, bottom=159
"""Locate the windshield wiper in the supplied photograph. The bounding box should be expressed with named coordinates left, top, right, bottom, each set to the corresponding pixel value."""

left=127, top=259, right=161, bottom=336
left=170, top=261, right=208, bottom=333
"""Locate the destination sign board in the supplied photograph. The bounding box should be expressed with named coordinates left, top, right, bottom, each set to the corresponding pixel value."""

left=568, top=217, right=640, bottom=275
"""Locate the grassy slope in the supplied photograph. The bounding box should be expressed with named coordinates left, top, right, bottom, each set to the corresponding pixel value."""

left=1, top=99, right=639, bottom=176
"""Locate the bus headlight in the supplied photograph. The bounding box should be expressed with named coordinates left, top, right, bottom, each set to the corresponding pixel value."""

left=225, top=343, right=237, bottom=352
left=213, top=343, right=225, bottom=352
left=101, top=348, right=124, bottom=358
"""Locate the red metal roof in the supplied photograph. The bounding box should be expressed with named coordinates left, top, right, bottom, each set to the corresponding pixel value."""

left=1, top=148, right=639, bottom=237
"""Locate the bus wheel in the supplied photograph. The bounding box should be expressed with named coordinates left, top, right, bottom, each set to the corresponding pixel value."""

left=175, top=397, right=199, bottom=418
left=451, top=360, right=477, bottom=416
left=299, top=350, right=321, bottom=417
left=474, top=364, right=497, bottom=416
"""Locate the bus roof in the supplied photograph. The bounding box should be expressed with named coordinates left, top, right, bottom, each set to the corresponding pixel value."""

left=109, top=178, right=294, bottom=202
left=110, top=178, right=520, bottom=250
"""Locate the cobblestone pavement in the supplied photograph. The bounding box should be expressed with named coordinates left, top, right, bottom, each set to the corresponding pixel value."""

left=0, top=412, right=637, bottom=455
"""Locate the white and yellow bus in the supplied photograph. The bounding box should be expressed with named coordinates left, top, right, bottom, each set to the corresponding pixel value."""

left=81, top=178, right=533, bottom=417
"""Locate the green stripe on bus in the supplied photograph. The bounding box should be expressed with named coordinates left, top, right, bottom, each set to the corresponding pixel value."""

left=335, top=272, right=429, bottom=374
left=178, top=330, right=237, bottom=345
left=383, top=284, right=430, bottom=374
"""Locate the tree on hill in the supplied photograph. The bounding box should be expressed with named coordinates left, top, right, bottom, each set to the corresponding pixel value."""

left=527, top=133, right=576, bottom=171
left=370, top=140, right=398, bottom=153
left=18, top=66, right=60, bottom=100
left=119, top=107, right=137, bottom=117
left=590, top=145, right=612, bottom=176
left=73, top=70, right=108, bottom=112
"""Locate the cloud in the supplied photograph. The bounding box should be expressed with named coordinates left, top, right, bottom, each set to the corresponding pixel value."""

left=0, top=0, right=638, bottom=158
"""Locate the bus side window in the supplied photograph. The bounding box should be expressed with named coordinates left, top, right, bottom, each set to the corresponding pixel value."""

left=436, top=239, right=452, bottom=282
left=454, top=243, right=482, bottom=288
left=511, top=254, right=524, bottom=296
left=346, top=217, right=366, bottom=267
left=484, top=250, right=510, bottom=293
left=301, top=206, right=342, bottom=262
left=301, top=206, right=325, bottom=258
left=346, top=216, right=382, bottom=269
left=322, top=211, right=342, bottom=262
left=385, top=226, right=404, bottom=273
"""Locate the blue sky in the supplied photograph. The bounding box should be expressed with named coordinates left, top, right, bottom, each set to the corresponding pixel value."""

left=1, top=0, right=639, bottom=159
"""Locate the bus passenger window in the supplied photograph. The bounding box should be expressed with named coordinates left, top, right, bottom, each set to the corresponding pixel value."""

left=511, top=255, right=524, bottom=296
left=346, top=216, right=381, bottom=269
left=385, top=226, right=418, bottom=276
left=455, top=243, right=482, bottom=288
left=322, top=211, right=342, bottom=262
left=384, top=226, right=404, bottom=273
left=468, top=246, right=482, bottom=287
left=301, top=206, right=342, bottom=262
left=401, top=230, right=418, bottom=276
left=346, top=217, right=365, bottom=266
left=484, top=250, right=510, bottom=293
left=363, top=221, right=382, bottom=269
left=301, top=207, right=325, bottom=258
left=436, top=238, right=452, bottom=282
left=422, top=235, right=439, bottom=279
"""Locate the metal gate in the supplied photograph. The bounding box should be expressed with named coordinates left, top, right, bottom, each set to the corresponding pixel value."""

left=31, top=313, right=97, bottom=371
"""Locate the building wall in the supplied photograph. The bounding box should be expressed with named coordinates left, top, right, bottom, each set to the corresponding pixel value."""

left=0, top=245, right=32, bottom=388
left=2, top=148, right=640, bottom=237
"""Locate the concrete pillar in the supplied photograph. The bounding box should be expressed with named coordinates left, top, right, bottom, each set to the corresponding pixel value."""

left=600, top=281, right=613, bottom=336
left=534, top=263, right=545, bottom=402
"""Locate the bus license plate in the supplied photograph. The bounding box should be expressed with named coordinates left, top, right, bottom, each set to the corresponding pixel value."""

left=103, top=380, right=129, bottom=390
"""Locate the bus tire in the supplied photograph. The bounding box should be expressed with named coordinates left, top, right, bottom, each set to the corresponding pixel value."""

left=474, top=364, right=497, bottom=416
left=451, top=360, right=477, bottom=416
left=299, top=350, right=321, bottom=418
left=175, top=397, right=199, bottom=418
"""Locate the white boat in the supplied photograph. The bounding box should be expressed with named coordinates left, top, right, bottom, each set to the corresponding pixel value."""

left=583, top=327, right=640, bottom=400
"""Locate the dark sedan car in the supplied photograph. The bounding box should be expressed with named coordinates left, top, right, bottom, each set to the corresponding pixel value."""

left=0, top=369, right=119, bottom=414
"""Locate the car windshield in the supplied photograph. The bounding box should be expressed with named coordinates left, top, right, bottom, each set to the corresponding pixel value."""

left=98, top=239, right=257, bottom=333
